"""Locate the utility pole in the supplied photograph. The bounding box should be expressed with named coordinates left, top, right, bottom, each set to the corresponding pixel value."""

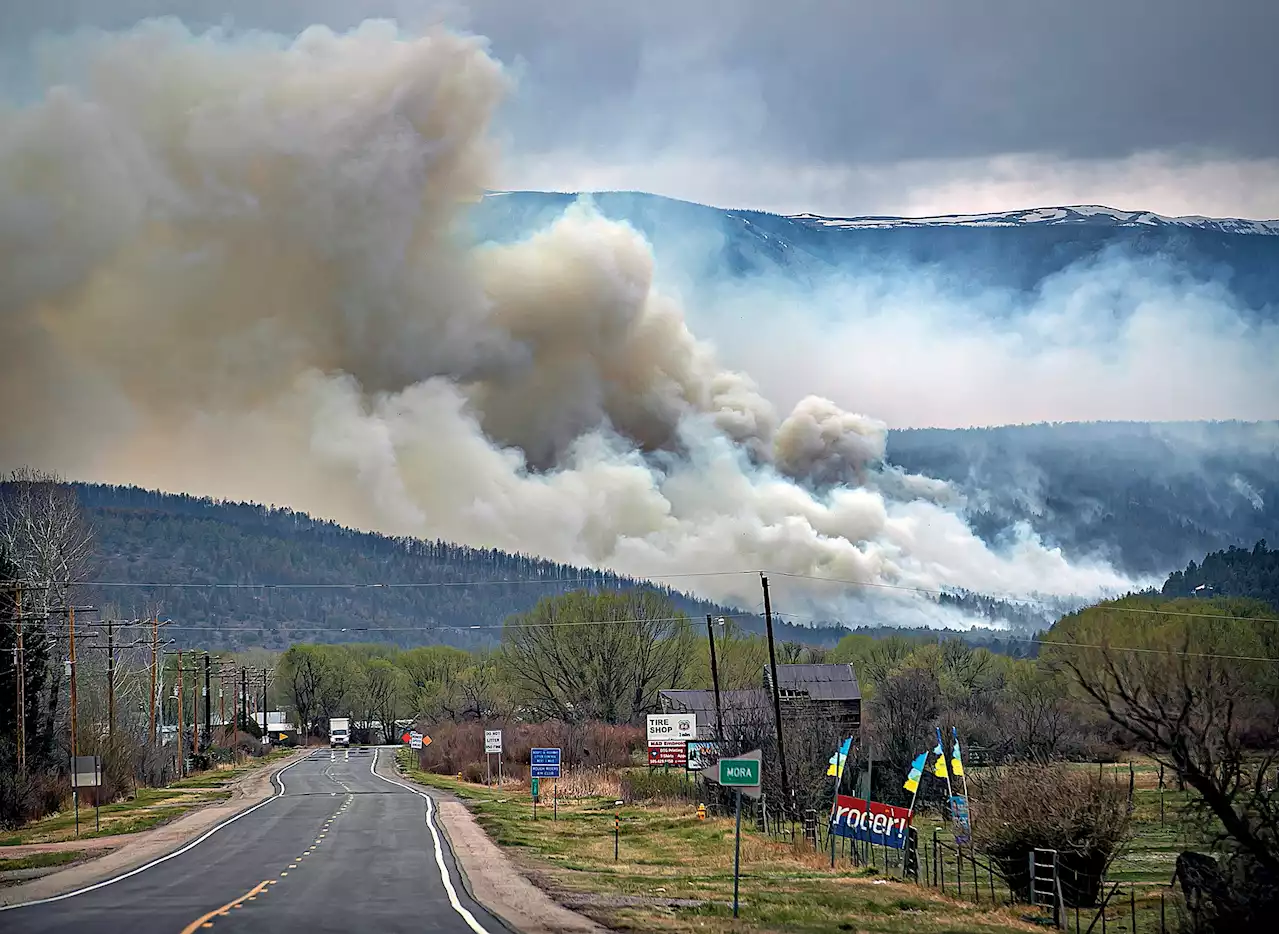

left=232, top=666, right=240, bottom=746
left=203, top=654, right=212, bottom=753
left=149, top=614, right=159, bottom=743
left=192, top=659, right=199, bottom=760
left=176, top=650, right=184, bottom=778
left=219, top=668, right=227, bottom=743
left=69, top=605, right=78, bottom=776
left=706, top=615, right=724, bottom=742
left=15, top=584, right=24, bottom=771
left=106, top=615, right=115, bottom=738
left=261, top=669, right=268, bottom=735
left=760, top=574, right=791, bottom=814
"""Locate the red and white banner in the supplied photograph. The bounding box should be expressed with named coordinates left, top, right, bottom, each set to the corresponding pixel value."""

left=830, top=794, right=913, bottom=849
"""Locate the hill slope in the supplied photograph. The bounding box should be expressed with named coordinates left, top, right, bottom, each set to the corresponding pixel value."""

left=77, top=484, right=853, bottom=651
left=884, top=420, right=1278, bottom=576
left=471, top=191, right=1279, bottom=318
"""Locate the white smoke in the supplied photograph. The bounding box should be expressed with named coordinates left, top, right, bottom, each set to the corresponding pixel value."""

left=0, top=19, right=1140, bottom=620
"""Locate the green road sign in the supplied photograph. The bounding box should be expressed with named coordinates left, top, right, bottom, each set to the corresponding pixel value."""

left=532, top=777, right=541, bottom=797
left=719, top=758, right=761, bottom=786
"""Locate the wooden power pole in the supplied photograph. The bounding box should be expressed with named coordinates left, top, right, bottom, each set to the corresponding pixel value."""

left=149, top=614, right=159, bottom=743
left=176, top=649, right=184, bottom=777
left=760, top=574, right=791, bottom=813
left=106, top=615, right=115, bottom=738
left=69, top=605, right=78, bottom=775
left=706, top=615, right=724, bottom=742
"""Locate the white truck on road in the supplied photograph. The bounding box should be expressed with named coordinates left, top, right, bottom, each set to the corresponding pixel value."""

left=329, top=717, right=350, bottom=747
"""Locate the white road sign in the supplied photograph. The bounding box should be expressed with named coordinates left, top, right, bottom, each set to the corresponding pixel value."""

left=485, top=729, right=503, bottom=754
left=646, top=714, right=697, bottom=747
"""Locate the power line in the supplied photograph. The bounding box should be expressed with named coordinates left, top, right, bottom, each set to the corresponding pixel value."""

left=0, top=570, right=749, bottom=590
left=143, top=614, right=742, bottom=634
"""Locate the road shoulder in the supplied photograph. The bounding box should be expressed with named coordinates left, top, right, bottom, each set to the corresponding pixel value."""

left=0, top=748, right=310, bottom=907
left=376, top=751, right=608, bottom=934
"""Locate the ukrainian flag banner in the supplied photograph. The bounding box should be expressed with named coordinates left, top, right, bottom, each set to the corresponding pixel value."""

left=902, top=752, right=927, bottom=793
left=950, top=727, right=965, bottom=778
left=827, top=737, right=853, bottom=778
left=933, top=743, right=948, bottom=778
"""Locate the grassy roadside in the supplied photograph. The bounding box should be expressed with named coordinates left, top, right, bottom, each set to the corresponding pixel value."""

left=0, top=851, right=89, bottom=873
left=0, top=748, right=295, bottom=847
left=396, top=751, right=1042, bottom=934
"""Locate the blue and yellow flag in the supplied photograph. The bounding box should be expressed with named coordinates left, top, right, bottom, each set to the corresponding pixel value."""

left=827, top=737, right=853, bottom=778
left=950, top=727, right=965, bottom=778
left=903, top=751, right=927, bottom=793
left=933, top=743, right=949, bottom=778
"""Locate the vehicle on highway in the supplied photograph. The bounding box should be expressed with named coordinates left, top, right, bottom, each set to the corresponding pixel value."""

left=329, top=717, right=350, bottom=747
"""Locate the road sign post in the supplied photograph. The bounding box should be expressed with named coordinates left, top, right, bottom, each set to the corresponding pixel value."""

left=70, top=755, right=102, bottom=837
left=702, top=750, right=762, bottom=918
left=485, top=730, right=503, bottom=787
left=733, top=789, right=742, bottom=918
left=531, top=747, right=562, bottom=822
left=532, top=777, right=540, bottom=819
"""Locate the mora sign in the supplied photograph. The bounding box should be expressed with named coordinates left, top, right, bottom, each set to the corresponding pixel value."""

left=830, top=795, right=913, bottom=849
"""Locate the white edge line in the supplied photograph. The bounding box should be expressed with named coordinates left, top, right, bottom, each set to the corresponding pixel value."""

left=0, top=752, right=312, bottom=912
left=370, top=747, right=491, bottom=934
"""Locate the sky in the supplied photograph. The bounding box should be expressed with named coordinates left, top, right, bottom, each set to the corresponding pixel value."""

left=1, top=0, right=1276, bottom=219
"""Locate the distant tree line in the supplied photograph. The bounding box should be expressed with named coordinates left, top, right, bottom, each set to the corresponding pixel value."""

left=1159, top=540, right=1276, bottom=606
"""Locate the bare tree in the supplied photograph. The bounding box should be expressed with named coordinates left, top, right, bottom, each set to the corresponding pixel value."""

left=280, top=646, right=324, bottom=736
left=357, top=659, right=407, bottom=742
left=1059, top=606, right=1277, bottom=923
left=1000, top=663, right=1078, bottom=763
left=1065, top=636, right=1276, bottom=863
left=0, top=468, right=95, bottom=609
left=501, top=590, right=694, bottom=724
left=0, top=469, right=95, bottom=771
left=866, top=666, right=942, bottom=805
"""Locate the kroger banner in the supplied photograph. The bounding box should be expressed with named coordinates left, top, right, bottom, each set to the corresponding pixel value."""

left=830, top=795, right=913, bottom=849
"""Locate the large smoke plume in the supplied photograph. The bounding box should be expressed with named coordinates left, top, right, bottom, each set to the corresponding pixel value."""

left=0, top=19, right=1139, bottom=619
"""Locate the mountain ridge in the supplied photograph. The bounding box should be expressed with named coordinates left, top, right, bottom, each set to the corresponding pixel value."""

left=787, top=203, right=1278, bottom=236
left=471, top=190, right=1279, bottom=315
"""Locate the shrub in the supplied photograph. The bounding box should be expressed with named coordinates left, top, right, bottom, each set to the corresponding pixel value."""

left=0, top=746, right=66, bottom=829
left=415, top=719, right=643, bottom=777
left=619, top=767, right=696, bottom=804
left=970, top=762, right=1132, bottom=907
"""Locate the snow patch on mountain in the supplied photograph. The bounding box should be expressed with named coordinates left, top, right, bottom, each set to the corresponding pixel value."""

left=789, top=204, right=1279, bottom=235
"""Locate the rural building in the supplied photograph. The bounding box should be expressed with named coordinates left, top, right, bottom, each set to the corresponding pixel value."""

left=659, top=662, right=861, bottom=739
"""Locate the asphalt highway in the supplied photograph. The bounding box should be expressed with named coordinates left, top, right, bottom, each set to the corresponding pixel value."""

left=3, top=747, right=502, bottom=934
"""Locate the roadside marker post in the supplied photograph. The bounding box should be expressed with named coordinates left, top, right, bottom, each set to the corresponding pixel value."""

left=704, top=749, right=763, bottom=918
left=613, top=800, right=623, bottom=861
left=531, top=748, right=562, bottom=822
left=532, top=777, right=540, bottom=820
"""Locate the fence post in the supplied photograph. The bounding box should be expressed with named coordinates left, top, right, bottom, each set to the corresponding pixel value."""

left=933, top=828, right=940, bottom=887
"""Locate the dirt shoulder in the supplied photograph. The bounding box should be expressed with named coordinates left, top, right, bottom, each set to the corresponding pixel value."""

left=0, top=748, right=309, bottom=906
left=376, top=751, right=608, bottom=934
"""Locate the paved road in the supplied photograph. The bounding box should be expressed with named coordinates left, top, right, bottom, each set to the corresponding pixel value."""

left=3, top=748, right=502, bottom=934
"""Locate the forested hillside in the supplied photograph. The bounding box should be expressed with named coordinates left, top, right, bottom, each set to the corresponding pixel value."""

left=1160, top=540, right=1277, bottom=605
left=886, top=420, right=1278, bottom=576
left=77, top=484, right=847, bottom=651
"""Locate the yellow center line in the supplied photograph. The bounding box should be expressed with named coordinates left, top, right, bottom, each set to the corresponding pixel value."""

left=180, top=880, right=270, bottom=934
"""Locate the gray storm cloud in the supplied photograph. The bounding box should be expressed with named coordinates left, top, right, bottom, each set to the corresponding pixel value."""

left=0, top=19, right=1139, bottom=617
